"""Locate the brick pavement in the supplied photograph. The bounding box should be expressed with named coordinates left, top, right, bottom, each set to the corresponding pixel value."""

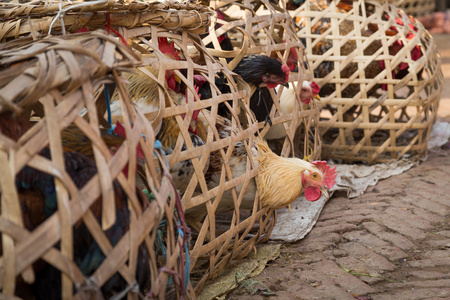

left=226, top=33, right=450, bottom=300
left=229, top=146, right=450, bottom=300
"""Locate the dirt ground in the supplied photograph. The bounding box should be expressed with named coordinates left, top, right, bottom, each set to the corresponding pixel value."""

left=227, top=34, right=450, bottom=300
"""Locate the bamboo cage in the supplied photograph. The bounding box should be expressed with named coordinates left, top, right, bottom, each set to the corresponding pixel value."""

left=290, top=0, right=442, bottom=164
left=118, top=26, right=276, bottom=293
left=202, top=0, right=322, bottom=161
left=0, top=0, right=279, bottom=296
left=0, top=31, right=193, bottom=299
left=396, top=0, right=436, bottom=18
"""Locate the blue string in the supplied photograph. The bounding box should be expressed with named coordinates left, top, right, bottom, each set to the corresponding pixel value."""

left=154, top=140, right=162, bottom=150
left=156, top=219, right=168, bottom=259
left=104, top=84, right=112, bottom=126
left=104, top=83, right=116, bottom=135
left=107, top=124, right=115, bottom=135
left=154, top=140, right=170, bottom=170
left=178, top=223, right=190, bottom=291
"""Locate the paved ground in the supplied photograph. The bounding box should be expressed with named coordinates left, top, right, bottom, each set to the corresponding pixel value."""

left=228, top=34, right=450, bottom=300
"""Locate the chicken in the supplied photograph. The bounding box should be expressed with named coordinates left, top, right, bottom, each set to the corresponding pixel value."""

left=110, top=37, right=182, bottom=119
left=61, top=122, right=144, bottom=161
left=231, top=55, right=290, bottom=125
left=270, top=44, right=300, bottom=73
left=204, top=115, right=258, bottom=208
left=156, top=91, right=207, bottom=193
left=0, top=112, right=150, bottom=299
left=115, top=85, right=207, bottom=193
left=184, top=115, right=257, bottom=229
left=202, top=9, right=235, bottom=53
left=185, top=121, right=336, bottom=227
left=194, top=50, right=291, bottom=124
left=109, top=36, right=208, bottom=194
left=255, top=138, right=336, bottom=209
left=264, top=80, right=320, bottom=140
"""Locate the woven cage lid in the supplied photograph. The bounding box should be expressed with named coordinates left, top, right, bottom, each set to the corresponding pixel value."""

left=0, top=0, right=215, bottom=42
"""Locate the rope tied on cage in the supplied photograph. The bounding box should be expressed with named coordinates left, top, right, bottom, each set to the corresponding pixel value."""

left=104, top=12, right=128, bottom=45
left=146, top=171, right=190, bottom=299
left=103, top=83, right=115, bottom=134
left=154, top=140, right=170, bottom=170
left=48, top=0, right=108, bottom=35
left=48, top=3, right=66, bottom=35
left=164, top=172, right=190, bottom=297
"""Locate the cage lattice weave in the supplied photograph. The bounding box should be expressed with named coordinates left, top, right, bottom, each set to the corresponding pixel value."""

left=291, top=0, right=442, bottom=164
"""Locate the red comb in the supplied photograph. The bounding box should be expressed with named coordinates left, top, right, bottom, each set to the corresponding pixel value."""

left=289, top=47, right=299, bottom=60
left=192, top=108, right=200, bottom=120
left=312, top=161, right=337, bottom=189
left=158, top=37, right=179, bottom=61
left=114, top=121, right=145, bottom=160
left=282, top=64, right=290, bottom=82
left=114, top=121, right=126, bottom=137
left=194, top=75, right=207, bottom=89
left=183, top=86, right=200, bottom=120
left=216, top=9, right=225, bottom=21
left=310, top=81, right=320, bottom=95
left=195, top=84, right=201, bottom=99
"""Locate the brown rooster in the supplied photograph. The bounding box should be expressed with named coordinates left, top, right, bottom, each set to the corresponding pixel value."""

left=255, top=138, right=336, bottom=208
left=112, top=74, right=207, bottom=194
left=61, top=122, right=144, bottom=163
left=0, top=112, right=150, bottom=299
left=109, top=36, right=208, bottom=194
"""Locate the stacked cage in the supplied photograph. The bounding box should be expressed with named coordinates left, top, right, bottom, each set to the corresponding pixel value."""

left=0, top=0, right=287, bottom=296
left=290, top=0, right=442, bottom=164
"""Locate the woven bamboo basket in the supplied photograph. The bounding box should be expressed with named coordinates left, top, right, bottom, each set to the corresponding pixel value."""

left=290, top=0, right=442, bottom=164
left=202, top=0, right=322, bottom=161
left=0, top=0, right=282, bottom=296
left=114, top=25, right=277, bottom=293
left=0, top=31, right=192, bottom=299
left=0, top=0, right=278, bottom=294
left=396, top=0, right=436, bottom=18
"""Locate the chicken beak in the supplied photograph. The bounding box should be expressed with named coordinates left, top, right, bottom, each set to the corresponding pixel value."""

left=175, top=74, right=181, bottom=85
left=314, top=94, right=321, bottom=101
left=321, top=187, right=330, bottom=200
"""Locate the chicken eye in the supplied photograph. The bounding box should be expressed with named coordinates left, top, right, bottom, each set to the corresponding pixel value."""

left=312, top=173, right=318, bottom=179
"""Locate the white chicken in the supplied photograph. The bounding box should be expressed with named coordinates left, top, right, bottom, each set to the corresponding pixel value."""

left=264, top=80, right=320, bottom=140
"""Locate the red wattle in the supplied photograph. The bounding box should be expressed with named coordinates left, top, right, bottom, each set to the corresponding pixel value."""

left=305, top=186, right=321, bottom=202
left=301, top=97, right=311, bottom=105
